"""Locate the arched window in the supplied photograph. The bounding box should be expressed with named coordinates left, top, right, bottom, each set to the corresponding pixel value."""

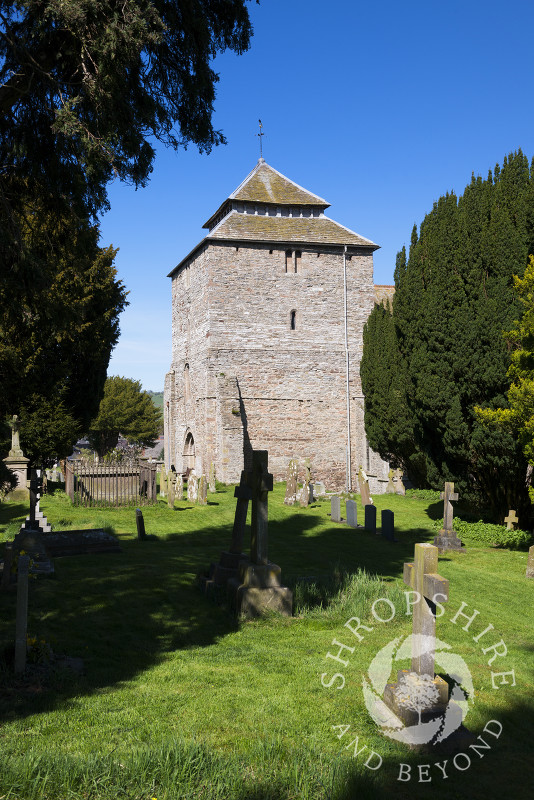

left=183, top=432, right=195, bottom=471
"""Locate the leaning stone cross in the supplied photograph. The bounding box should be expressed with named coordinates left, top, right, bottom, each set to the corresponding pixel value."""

left=403, top=543, right=449, bottom=676
left=250, top=450, right=273, bottom=566
left=230, top=470, right=253, bottom=554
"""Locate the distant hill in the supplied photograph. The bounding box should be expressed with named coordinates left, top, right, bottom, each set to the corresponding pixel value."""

left=147, top=391, right=164, bottom=411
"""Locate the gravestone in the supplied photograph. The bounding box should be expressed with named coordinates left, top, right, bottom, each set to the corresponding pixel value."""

left=198, top=474, right=208, bottom=505
left=504, top=510, right=518, bottom=531
left=167, top=476, right=176, bottom=508
left=346, top=499, right=358, bottom=528
left=284, top=459, right=298, bottom=506
left=299, top=481, right=311, bottom=507
left=175, top=474, right=184, bottom=501
left=166, top=470, right=173, bottom=499
left=364, top=503, right=377, bottom=534
left=187, top=471, right=198, bottom=503
left=228, top=450, right=292, bottom=618
left=202, top=471, right=252, bottom=591
left=159, top=465, right=167, bottom=497
left=136, top=509, right=147, bottom=540
left=3, top=415, right=30, bottom=502
left=395, top=468, right=406, bottom=495
left=14, top=555, right=30, bottom=674
left=386, top=469, right=396, bottom=494
left=527, top=546, right=534, bottom=579
left=330, top=496, right=341, bottom=523
left=358, top=467, right=373, bottom=507
left=381, top=509, right=396, bottom=542
left=314, top=481, right=326, bottom=496
left=208, top=462, right=216, bottom=493
left=433, top=482, right=463, bottom=552
left=383, top=543, right=453, bottom=739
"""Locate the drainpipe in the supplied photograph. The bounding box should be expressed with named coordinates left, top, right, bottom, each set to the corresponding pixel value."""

left=343, top=245, right=352, bottom=492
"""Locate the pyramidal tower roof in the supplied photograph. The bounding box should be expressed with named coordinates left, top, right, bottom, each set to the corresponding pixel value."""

left=169, top=160, right=378, bottom=276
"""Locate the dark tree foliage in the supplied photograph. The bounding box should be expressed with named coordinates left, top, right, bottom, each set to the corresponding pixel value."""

left=362, top=151, right=534, bottom=523
left=88, top=376, right=162, bottom=457
left=0, top=209, right=128, bottom=463
left=361, top=249, right=427, bottom=485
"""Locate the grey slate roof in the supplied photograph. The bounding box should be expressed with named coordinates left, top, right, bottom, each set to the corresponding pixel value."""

left=208, top=210, right=377, bottom=248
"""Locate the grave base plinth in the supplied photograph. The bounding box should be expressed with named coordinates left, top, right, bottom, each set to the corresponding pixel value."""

left=199, top=551, right=250, bottom=595
left=228, top=561, right=292, bottom=618
left=383, top=669, right=449, bottom=727
left=433, top=530, right=464, bottom=553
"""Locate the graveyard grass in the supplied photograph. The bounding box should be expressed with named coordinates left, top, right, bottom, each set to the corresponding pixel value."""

left=0, top=483, right=533, bottom=799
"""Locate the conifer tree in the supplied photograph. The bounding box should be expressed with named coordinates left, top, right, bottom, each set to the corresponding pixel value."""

left=363, top=151, right=534, bottom=521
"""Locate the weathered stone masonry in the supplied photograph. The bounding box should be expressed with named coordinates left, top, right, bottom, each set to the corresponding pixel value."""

left=164, top=160, right=390, bottom=491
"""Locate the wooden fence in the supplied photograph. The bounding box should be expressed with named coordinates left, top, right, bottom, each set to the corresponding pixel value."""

left=65, top=459, right=157, bottom=507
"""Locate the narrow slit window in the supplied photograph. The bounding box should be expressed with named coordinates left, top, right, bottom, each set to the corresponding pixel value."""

left=285, top=249, right=292, bottom=273
left=294, top=250, right=301, bottom=273
left=290, top=310, right=296, bottom=330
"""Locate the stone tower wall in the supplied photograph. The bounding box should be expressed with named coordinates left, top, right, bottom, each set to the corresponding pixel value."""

left=164, top=240, right=389, bottom=491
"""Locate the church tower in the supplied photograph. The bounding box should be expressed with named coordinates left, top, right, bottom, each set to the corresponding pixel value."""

left=164, top=159, right=389, bottom=491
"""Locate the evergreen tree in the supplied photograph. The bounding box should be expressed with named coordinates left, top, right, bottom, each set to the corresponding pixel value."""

left=88, top=377, right=162, bottom=457
left=363, top=151, right=534, bottom=521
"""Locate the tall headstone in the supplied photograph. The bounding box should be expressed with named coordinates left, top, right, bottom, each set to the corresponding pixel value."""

left=159, top=464, right=167, bottom=497
left=136, top=509, right=147, bottom=540
left=386, top=469, right=396, bottom=494
left=284, top=459, right=298, bottom=506
left=229, top=450, right=292, bottom=618
left=433, top=482, right=463, bottom=552
left=175, top=474, right=184, bottom=501
left=208, top=462, right=216, bottom=493
left=187, top=470, right=198, bottom=503
left=395, top=468, right=406, bottom=495
left=167, top=476, right=176, bottom=508
left=299, top=481, right=311, bottom=507
left=527, top=545, right=534, bottom=579
left=346, top=499, right=358, bottom=528
left=381, top=509, right=396, bottom=541
left=383, top=544, right=452, bottom=736
left=330, top=496, right=341, bottom=523
left=3, top=415, right=30, bottom=502
left=364, top=503, right=377, bottom=534
left=198, top=474, right=208, bottom=505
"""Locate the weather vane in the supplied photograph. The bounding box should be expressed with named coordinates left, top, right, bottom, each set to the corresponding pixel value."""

left=257, top=119, right=264, bottom=159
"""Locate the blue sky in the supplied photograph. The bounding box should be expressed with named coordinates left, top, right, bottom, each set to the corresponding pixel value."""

left=99, top=0, right=534, bottom=391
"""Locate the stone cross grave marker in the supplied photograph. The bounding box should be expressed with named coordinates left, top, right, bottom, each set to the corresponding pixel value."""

left=383, top=543, right=450, bottom=730
left=346, top=499, right=357, bottom=528
left=250, top=450, right=274, bottom=566
left=504, top=510, right=518, bottom=531
left=386, top=469, right=396, bottom=494
left=330, top=496, right=341, bottom=523
left=9, top=415, right=24, bottom=458
left=404, top=543, right=449, bottom=676
left=231, top=471, right=253, bottom=555
left=433, top=482, right=463, bottom=551
left=395, top=468, right=406, bottom=495
left=284, top=459, right=298, bottom=506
